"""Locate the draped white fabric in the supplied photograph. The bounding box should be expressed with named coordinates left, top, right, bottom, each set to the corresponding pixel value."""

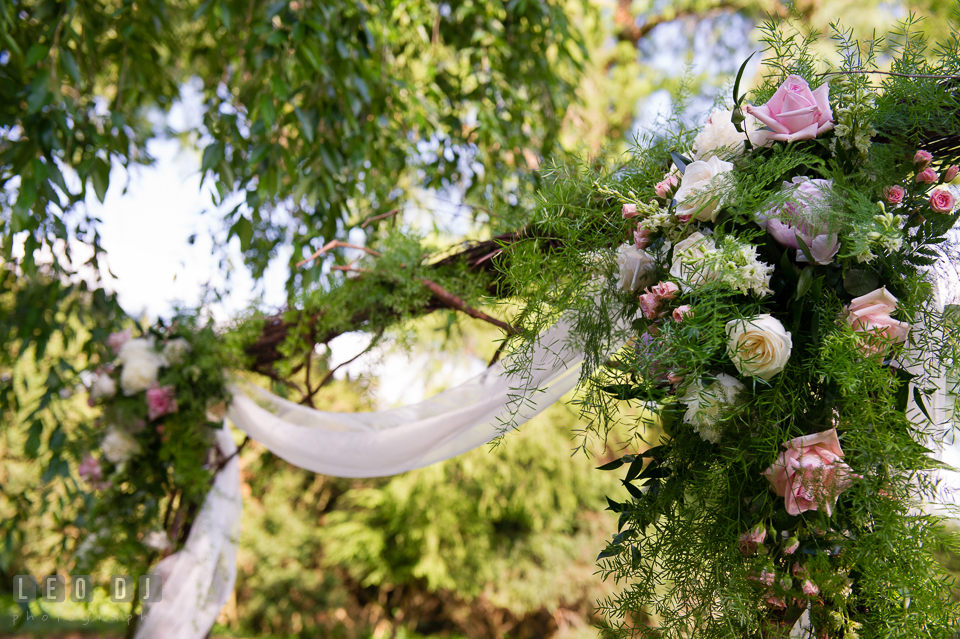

left=135, top=315, right=596, bottom=638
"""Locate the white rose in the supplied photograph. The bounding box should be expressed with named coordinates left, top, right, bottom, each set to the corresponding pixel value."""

left=692, top=109, right=770, bottom=160
left=679, top=373, right=744, bottom=443
left=669, top=232, right=717, bottom=290
left=90, top=374, right=117, bottom=400
left=674, top=156, right=735, bottom=222
left=162, top=338, right=191, bottom=366
left=616, top=243, right=657, bottom=292
left=118, top=338, right=162, bottom=395
left=101, top=426, right=141, bottom=464
left=725, top=314, right=792, bottom=380
left=142, top=531, right=173, bottom=552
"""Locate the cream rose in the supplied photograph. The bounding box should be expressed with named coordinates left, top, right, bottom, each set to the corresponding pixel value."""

left=162, top=338, right=191, bottom=366
left=118, top=338, right=162, bottom=395
left=101, top=426, right=141, bottom=464
left=616, top=243, right=657, bottom=292
left=725, top=314, right=793, bottom=380
left=678, top=373, right=744, bottom=443
left=90, top=373, right=117, bottom=400
left=674, top=156, right=735, bottom=222
left=669, top=232, right=717, bottom=290
left=692, top=109, right=770, bottom=160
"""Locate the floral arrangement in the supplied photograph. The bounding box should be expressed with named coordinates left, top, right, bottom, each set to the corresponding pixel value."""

left=498, top=20, right=960, bottom=639
left=72, top=314, right=232, bottom=572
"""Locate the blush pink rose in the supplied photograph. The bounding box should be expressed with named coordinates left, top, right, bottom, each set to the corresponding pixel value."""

left=744, top=75, right=834, bottom=142
left=845, top=286, right=911, bottom=353
left=622, top=203, right=638, bottom=219
left=802, top=580, right=820, bottom=597
left=883, top=185, right=905, bottom=205
left=672, top=305, right=693, bottom=322
left=763, top=428, right=859, bottom=517
left=78, top=455, right=103, bottom=483
left=765, top=596, right=787, bottom=609
left=916, top=167, right=938, bottom=184
left=946, top=165, right=959, bottom=182
left=738, top=524, right=767, bottom=555
left=146, top=385, right=179, bottom=421
left=655, top=174, right=680, bottom=199
left=107, top=329, right=132, bottom=355
left=783, top=536, right=799, bottom=555
left=634, top=225, right=652, bottom=250
left=638, top=293, right=662, bottom=320
left=759, top=177, right=839, bottom=265
left=913, top=150, right=933, bottom=169
left=649, top=281, right=680, bottom=300
left=929, top=188, right=956, bottom=213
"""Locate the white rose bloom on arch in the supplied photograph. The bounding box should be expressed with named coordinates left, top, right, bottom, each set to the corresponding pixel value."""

left=725, top=314, right=793, bottom=380
left=616, top=243, right=657, bottom=292
left=674, top=156, right=735, bottom=223
left=118, top=338, right=163, bottom=395
left=692, top=109, right=771, bottom=160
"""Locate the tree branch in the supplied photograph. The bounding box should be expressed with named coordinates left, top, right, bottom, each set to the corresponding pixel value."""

left=419, top=277, right=519, bottom=335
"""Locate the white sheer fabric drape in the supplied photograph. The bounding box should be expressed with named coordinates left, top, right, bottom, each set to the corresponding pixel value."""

left=135, top=316, right=598, bottom=638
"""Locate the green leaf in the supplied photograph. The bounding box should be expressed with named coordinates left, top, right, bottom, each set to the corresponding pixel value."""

left=670, top=151, right=691, bottom=175
left=91, top=157, right=110, bottom=203
left=25, top=43, right=50, bottom=67
left=795, top=234, right=815, bottom=264
left=597, top=458, right=624, bottom=471
left=201, top=142, right=223, bottom=174
left=912, top=387, right=934, bottom=424
left=795, top=266, right=813, bottom=298
left=624, top=455, right=645, bottom=483
left=295, top=107, right=316, bottom=143
left=25, top=421, right=43, bottom=458
left=732, top=52, right=755, bottom=108
left=59, top=48, right=81, bottom=83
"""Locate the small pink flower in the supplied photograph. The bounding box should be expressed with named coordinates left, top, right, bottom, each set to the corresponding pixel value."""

left=650, top=281, right=680, bottom=300
left=672, top=305, right=693, bottom=322
left=666, top=371, right=685, bottom=385
left=78, top=455, right=103, bottom=483
left=845, top=287, right=911, bottom=354
left=759, top=570, right=776, bottom=586
left=883, top=185, right=905, bottom=205
left=803, top=580, right=820, bottom=597
left=146, top=385, right=179, bottom=421
left=763, top=428, right=859, bottom=516
left=638, top=293, right=662, bottom=320
left=929, top=188, right=956, bottom=213
left=783, top=537, right=800, bottom=555
left=107, top=329, right=132, bottom=355
left=916, top=167, right=939, bottom=184
left=655, top=174, right=680, bottom=199
left=676, top=211, right=693, bottom=224
left=622, top=203, right=638, bottom=219
left=743, top=75, right=834, bottom=142
left=634, top=225, right=652, bottom=250
left=946, top=165, right=959, bottom=182
left=738, top=524, right=767, bottom=555
left=913, top=150, right=933, bottom=169
left=792, top=563, right=805, bottom=577
left=766, top=596, right=787, bottom=609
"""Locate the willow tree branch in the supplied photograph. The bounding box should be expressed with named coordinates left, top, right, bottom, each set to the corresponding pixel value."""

left=419, top=278, right=519, bottom=335
left=302, top=328, right=386, bottom=405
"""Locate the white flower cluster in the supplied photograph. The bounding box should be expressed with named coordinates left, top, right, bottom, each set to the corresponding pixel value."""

left=831, top=77, right=877, bottom=156
left=670, top=232, right=773, bottom=297
left=101, top=425, right=141, bottom=464
left=637, top=207, right=682, bottom=239
left=678, top=373, right=744, bottom=443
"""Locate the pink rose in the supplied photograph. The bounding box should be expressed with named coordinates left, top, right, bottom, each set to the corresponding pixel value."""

left=650, top=281, right=680, bottom=300
left=916, top=167, right=938, bottom=184
left=78, top=455, right=103, bottom=483
left=883, top=185, right=905, bottom=205
left=783, top=536, right=799, bottom=555
left=146, top=385, right=179, bottom=421
left=634, top=225, right=652, bottom=250
left=802, top=580, right=820, bottom=597
left=759, top=570, right=776, bottom=586
left=759, top=177, right=839, bottom=265
left=107, top=329, right=132, bottom=355
left=655, top=174, right=680, bottom=199
left=845, top=287, right=911, bottom=353
left=946, top=165, right=959, bottom=182
left=672, top=305, right=692, bottom=322
left=666, top=371, right=685, bottom=385
left=913, top=150, right=933, bottom=169
left=792, top=563, right=805, bottom=577
left=738, top=524, right=767, bottom=555
left=622, top=203, right=638, bottom=219
left=929, top=188, right=956, bottom=213
left=744, top=75, right=834, bottom=142
left=638, top=292, right=662, bottom=320
left=763, top=428, right=859, bottom=516
left=766, top=596, right=787, bottom=609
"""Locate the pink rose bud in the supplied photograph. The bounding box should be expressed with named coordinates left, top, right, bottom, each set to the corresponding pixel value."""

left=883, top=185, right=905, bottom=205
left=666, top=371, right=685, bottom=385
left=792, top=563, right=805, bottom=577
left=913, top=150, right=933, bottom=169
left=634, top=225, right=652, bottom=250
left=738, top=524, right=767, bottom=555
left=146, top=385, right=179, bottom=421
left=156, top=424, right=165, bottom=434
left=672, top=305, right=693, bottom=322
left=929, top=188, right=956, bottom=213
left=638, top=292, right=662, bottom=320
left=622, top=203, right=639, bottom=219
left=655, top=174, right=680, bottom=199
left=783, top=536, right=800, bottom=555
left=946, top=165, right=959, bottom=182
left=802, top=580, right=820, bottom=597
left=676, top=211, right=693, bottom=224
left=916, top=167, right=938, bottom=184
